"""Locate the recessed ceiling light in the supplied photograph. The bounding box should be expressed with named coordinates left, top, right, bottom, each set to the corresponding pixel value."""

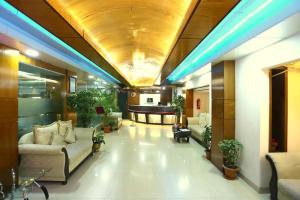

left=88, top=75, right=94, bottom=79
left=162, top=86, right=166, bottom=90
left=156, top=90, right=160, bottom=93
left=25, top=49, right=39, bottom=57
left=4, top=49, right=19, bottom=56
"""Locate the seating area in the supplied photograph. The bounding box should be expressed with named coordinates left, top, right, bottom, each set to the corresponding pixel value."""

left=18, top=121, right=94, bottom=183
left=1, top=1, right=300, bottom=200
left=187, top=113, right=210, bottom=144
left=266, top=153, right=300, bottom=200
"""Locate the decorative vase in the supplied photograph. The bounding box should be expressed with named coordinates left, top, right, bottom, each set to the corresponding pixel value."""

left=223, top=165, right=240, bottom=180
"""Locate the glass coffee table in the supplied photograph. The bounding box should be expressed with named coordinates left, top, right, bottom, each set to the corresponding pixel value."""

left=6, top=168, right=50, bottom=200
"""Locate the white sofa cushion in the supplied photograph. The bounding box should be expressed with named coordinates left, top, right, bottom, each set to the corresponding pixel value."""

left=51, top=133, right=67, bottom=145
left=66, top=140, right=92, bottom=171
left=58, top=120, right=72, bottom=137
left=278, top=179, right=300, bottom=200
left=33, top=122, right=58, bottom=145
left=19, top=132, right=34, bottom=144
left=64, top=127, right=76, bottom=143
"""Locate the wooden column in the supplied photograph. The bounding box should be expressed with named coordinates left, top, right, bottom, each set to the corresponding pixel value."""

left=211, top=61, right=235, bottom=170
left=185, top=89, right=194, bottom=117
left=0, top=46, right=19, bottom=191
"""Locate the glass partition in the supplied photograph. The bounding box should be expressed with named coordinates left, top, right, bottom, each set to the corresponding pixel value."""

left=18, top=63, right=64, bottom=137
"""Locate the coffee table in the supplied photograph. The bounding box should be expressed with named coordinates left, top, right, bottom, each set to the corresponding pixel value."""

left=173, top=128, right=191, bottom=143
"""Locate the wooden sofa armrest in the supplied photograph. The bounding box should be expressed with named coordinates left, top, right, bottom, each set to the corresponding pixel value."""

left=266, top=152, right=300, bottom=200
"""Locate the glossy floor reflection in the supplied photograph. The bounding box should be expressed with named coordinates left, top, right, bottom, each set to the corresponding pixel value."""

left=30, top=120, right=268, bottom=200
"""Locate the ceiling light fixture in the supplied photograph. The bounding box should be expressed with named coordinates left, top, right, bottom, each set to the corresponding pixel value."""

left=3, top=49, right=19, bottom=56
left=25, top=49, right=39, bottom=57
left=88, top=75, right=94, bottom=79
left=167, top=0, right=300, bottom=83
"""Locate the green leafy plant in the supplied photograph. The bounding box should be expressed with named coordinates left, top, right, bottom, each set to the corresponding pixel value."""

left=97, top=88, right=119, bottom=114
left=93, top=131, right=105, bottom=144
left=172, top=95, right=185, bottom=118
left=67, top=89, right=99, bottom=127
left=203, top=125, right=212, bottom=151
left=218, top=139, right=242, bottom=169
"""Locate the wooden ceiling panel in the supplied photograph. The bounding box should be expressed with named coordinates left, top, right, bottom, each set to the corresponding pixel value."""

left=161, top=0, right=239, bottom=82
left=47, top=0, right=198, bottom=86
left=6, top=0, right=130, bottom=86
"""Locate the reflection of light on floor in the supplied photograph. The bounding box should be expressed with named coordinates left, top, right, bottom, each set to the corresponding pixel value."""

left=100, top=168, right=111, bottom=182
left=139, top=142, right=155, bottom=146
left=112, top=152, right=119, bottom=164
left=138, top=130, right=146, bottom=137
left=129, top=128, right=136, bottom=139
left=161, top=154, right=167, bottom=169
left=150, top=131, right=161, bottom=138
left=139, top=152, right=145, bottom=163
left=178, top=176, right=190, bottom=191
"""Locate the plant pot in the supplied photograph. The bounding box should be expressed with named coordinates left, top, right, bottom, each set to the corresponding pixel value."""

left=93, top=143, right=101, bottom=152
left=103, top=126, right=111, bottom=133
left=223, top=165, right=240, bottom=180
left=205, top=149, right=211, bottom=160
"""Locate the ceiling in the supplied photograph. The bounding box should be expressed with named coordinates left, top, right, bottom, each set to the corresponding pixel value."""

left=160, top=0, right=239, bottom=83
left=46, top=0, right=198, bottom=86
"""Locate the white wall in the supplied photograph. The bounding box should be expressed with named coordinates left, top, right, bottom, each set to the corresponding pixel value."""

left=139, top=94, right=161, bottom=106
left=193, top=91, right=209, bottom=116
left=185, top=72, right=211, bottom=90
left=287, top=70, right=300, bottom=152
left=236, top=32, right=300, bottom=190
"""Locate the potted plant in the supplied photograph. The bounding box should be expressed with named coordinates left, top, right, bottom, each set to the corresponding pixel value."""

left=171, top=95, right=185, bottom=125
left=218, top=139, right=243, bottom=180
left=101, top=115, right=117, bottom=133
left=92, top=131, right=105, bottom=152
left=203, top=125, right=212, bottom=160
left=67, top=89, right=99, bottom=127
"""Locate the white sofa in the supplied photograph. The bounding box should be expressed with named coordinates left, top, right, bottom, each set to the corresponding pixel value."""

left=18, top=123, right=94, bottom=184
left=187, top=113, right=210, bottom=143
left=266, top=153, right=300, bottom=200
left=111, top=112, right=122, bottom=129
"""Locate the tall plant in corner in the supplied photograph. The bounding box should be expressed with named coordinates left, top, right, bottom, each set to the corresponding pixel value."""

left=67, top=89, right=99, bottom=128
left=171, top=95, right=185, bottom=124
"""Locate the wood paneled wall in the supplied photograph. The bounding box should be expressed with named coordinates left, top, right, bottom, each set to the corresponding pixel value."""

left=211, top=61, right=235, bottom=170
left=128, top=90, right=140, bottom=106
left=160, top=89, right=172, bottom=105
left=185, top=89, right=194, bottom=117
left=0, top=46, right=19, bottom=191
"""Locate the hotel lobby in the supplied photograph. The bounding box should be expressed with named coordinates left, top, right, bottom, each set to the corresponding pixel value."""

left=0, top=1, right=300, bottom=200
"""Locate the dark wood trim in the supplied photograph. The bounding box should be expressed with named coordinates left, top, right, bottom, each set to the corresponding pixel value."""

left=265, top=155, right=278, bottom=200
left=284, top=71, right=288, bottom=152
left=62, top=147, right=69, bottom=185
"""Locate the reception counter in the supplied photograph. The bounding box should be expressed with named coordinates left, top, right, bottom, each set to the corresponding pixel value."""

left=128, top=105, right=175, bottom=125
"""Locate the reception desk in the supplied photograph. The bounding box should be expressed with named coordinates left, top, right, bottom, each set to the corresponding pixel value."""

left=128, top=105, right=175, bottom=125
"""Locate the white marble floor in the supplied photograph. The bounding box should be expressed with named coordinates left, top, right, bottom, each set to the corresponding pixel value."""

left=29, top=120, right=269, bottom=200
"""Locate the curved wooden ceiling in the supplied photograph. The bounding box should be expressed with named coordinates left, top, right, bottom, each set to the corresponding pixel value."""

left=47, top=0, right=198, bottom=86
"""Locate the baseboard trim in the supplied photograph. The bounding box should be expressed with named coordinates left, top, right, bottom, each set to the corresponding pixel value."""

left=239, top=173, right=269, bottom=194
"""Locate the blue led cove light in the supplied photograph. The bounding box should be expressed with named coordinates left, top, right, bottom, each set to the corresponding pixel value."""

left=0, top=0, right=120, bottom=84
left=167, top=0, right=300, bottom=83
